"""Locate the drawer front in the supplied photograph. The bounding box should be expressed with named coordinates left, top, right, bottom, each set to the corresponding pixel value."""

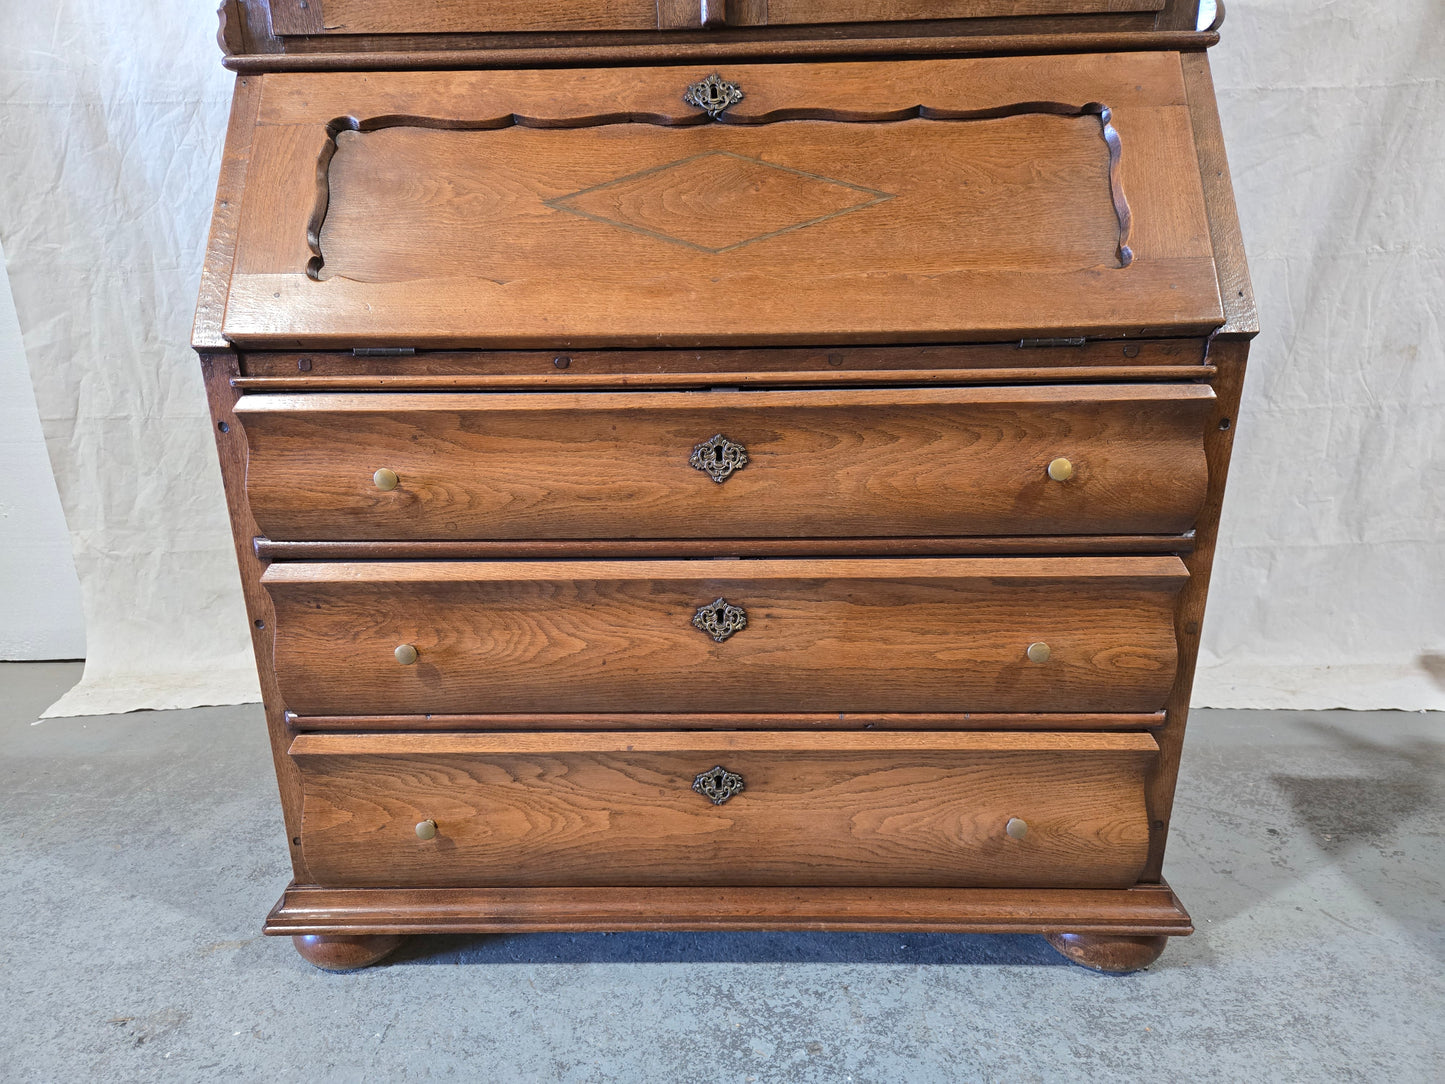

left=265, top=556, right=1186, bottom=715
left=292, top=731, right=1157, bottom=889
left=236, top=385, right=1212, bottom=542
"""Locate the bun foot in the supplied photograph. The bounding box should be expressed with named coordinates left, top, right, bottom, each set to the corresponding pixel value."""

left=292, top=933, right=406, bottom=971
left=1044, top=932, right=1169, bottom=974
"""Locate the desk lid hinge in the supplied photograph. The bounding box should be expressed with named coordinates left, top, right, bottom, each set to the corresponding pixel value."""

left=352, top=347, right=416, bottom=357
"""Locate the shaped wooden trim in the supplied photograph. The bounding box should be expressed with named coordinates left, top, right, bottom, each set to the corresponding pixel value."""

left=263, top=882, right=1194, bottom=936
left=304, top=99, right=1134, bottom=280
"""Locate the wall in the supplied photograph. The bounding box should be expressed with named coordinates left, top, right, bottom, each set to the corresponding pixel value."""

left=1192, top=0, right=1445, bottom=709
left=0, top=241, right=86, bottom=660
left=0, top=1, right=1439, bottom=714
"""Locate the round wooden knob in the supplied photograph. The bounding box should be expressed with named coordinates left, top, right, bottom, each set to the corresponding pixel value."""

left=373, top=468, right=399, bottom=491
left=1027, top=642, right=1052, bottom=663
left=1006, top=817, right=1029, bottom=840
left=1047, top=457, right=1074, bottom=482
left=394, top=644, right=419, bottom=666
left=415, top=819, right=437, bottom=840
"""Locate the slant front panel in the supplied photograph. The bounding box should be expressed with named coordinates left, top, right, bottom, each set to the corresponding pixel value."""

left=223, top=55, right=1222, bottom=347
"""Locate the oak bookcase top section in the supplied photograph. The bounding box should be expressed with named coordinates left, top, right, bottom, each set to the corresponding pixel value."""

left=217, top=53, right=1222, bottom=350
left=217, top=1, right=1212, bottom=71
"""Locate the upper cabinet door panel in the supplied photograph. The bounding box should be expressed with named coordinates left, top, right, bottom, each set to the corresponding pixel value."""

left=222, top=55, right=1223, bottom=348
left=764, top=1, right=1165, bottom=27
left=267, top=0, right=1164, bottom=36
left=270, top=0, right=662, bottom=35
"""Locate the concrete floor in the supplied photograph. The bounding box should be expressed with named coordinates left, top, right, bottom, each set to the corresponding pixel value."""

left=0, top=661, right=1440, bottom=1082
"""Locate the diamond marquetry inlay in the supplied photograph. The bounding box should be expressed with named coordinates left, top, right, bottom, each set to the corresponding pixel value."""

left=546, top=151, right=895, bottom=253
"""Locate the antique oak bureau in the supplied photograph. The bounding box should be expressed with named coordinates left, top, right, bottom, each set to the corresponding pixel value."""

left=196, top=0, right=1255, bottom=972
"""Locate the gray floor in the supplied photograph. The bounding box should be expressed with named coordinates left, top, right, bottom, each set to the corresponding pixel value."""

left=0, top=662, right=1440, bottom=1083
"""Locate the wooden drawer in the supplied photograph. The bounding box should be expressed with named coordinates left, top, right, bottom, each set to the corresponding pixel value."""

left=264, top=556, right=1186, bottom=716
left=291, top=731, right=1157, bottom=888
left=236, top=385, right=1212, bottom=542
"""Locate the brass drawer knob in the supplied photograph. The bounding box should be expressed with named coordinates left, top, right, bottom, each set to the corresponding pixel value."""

left=1027, top=642, right=1051, bottom=663
left=693, top=765, right=745, bottom=805
left=415, top=819, right=437, bottom=840
left=690, top=433, right=748, bottom=483
left=1006, top=817, right=1029, bottom=840
left=373, top=467, right=400, bottom=491
left=394, top=643, right=419, bottom=666
left=1047, top=457, right=1074, bottom=482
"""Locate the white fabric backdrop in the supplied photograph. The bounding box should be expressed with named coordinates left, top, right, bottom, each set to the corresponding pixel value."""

left=0, top=1, right=1440, bottom=715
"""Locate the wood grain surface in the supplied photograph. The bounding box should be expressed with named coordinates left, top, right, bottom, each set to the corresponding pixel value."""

left=299, top=0, right=1166, bottom=37
left=222, top=55, right=1221, bottom=347
left=253, top=536, right=1196, bottom=561
left=236, top=338, right=1208, bottom=376
left=235, top=384, right=1212, bottom=541
left=220, top=33, right=1218, bottom=75
left=264, top=881, right=1194, bottom=935
left=288, top=710, right=1167, bottom=731
left=291, top=730, right=1156, bottom=888
left=263, top=556, right=1187, bottom=715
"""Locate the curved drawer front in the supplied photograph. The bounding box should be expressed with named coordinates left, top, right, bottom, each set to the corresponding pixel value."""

left=265, top=556, right=1186, bottom=715
left=292, top=731, right=1157, bottom=889
left=237, top=385, right=1212, bottom=541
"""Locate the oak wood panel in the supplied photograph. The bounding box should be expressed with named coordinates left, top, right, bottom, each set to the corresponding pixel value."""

left=767, top=1, right=1164, bottom=25
left=291, top=731, right=1156, bottom=887
left=253, top=535, right=1197, bottom=560
left=238, top=339, right=1209, bottom=376
left=286, top=1, right=1165, bottom=37
left=1181, top=50, right=1258, bottom=338
left=221, top=32, right=1218, bottom=73
left=230, top=366, right=1215, bottom=390
left=263, top=556, right=1187, bottom=715
left=318, top=0, right=664, bottom=34
left=194, top=78, right=262, bottom=351
left=291, top=730, right=1159, bottom=753
left=235, top=385, right=1213, bottom=542
left=289, top=710, right=1167, bottom=731
left=1145, top=335, right=1246, bottom=879
left=193, top=78, right=314, bottom=882
left=265, top=882, right=1194, bottom=934
left=200, top=352, right=315, bottom=881
left=268, top=0, right=324, bottom=35
left=223, top=56, right=1222, bottom=347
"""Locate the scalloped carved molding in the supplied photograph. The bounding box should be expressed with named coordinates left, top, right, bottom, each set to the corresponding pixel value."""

left=305, top=101, right=1133, bottom=280
left=216, top=0, right=243, bottom=56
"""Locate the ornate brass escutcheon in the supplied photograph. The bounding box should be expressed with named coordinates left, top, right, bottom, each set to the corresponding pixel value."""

left=683, top=73, right=744, bottom=118
left=692, top=598, right=747, bottom=642
left=693, top=765, right=745, bottom=805
left=690, top=433, right=748, bottom=483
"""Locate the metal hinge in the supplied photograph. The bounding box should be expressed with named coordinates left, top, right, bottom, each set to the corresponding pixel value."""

left=352, top=347, right=415, bottom=357
left=1018, top=337, right=1087, bottom=349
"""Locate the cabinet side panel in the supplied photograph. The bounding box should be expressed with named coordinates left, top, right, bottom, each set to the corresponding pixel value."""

left=195, top=75, right=311, bottom=882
